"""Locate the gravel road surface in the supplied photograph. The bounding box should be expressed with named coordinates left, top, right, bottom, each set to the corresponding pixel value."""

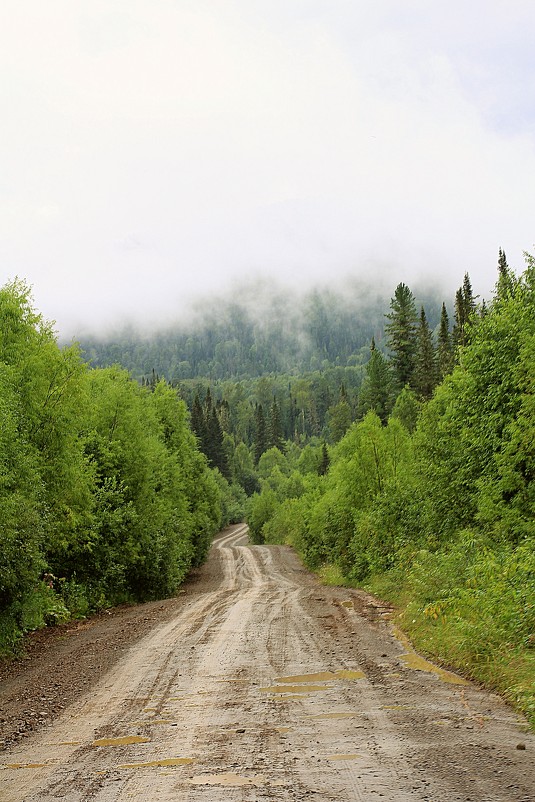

left=0, top=524, right=533, bottom=801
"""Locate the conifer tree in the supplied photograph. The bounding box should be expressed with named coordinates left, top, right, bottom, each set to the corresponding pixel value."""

left=190, top=393, right=206, bottom=448
left=453, top=287, right=466, bottom=348
left=496, top=248, right=515, bottom=299
left=437, top=303, right=454, bottom=380
left=254, top=403, right=268, bottom=465
left=453, top=273, right=476, bottom=349
left=207, top=406, right=230, bottom=478
left=358, top=338, right=393, bottom=423
left=413, top=306, right=437, bottom=400
left=385, top=282, right=418, bottom=390
left=267, top=398, right=284, bottom=451
left=462, top=272, right=476, bottom=317
left=318, top=441, right=330, bottom=475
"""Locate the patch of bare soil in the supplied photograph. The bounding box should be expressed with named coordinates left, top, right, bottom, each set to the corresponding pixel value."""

left=0, top=523, right=533, bottom=802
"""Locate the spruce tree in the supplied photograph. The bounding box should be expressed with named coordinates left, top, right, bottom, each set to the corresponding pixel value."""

left=267, top=398, right=284, bottom=452
left=413, top=306, right=437, bottom=400
left=496, top=248, right=515, bottom=299
left=453, top=287, right=467, bottom=348
left=437, top=302, right=454, bottom=380
left=254, top=403, right=268, bottom=465
left=190, top=393, right=207, bottom=449
left=207, top=406, right=230, bottom=478
left=462, top=272, right=476, bottom=318
left=358, top=338, right=393, bottom=423
left=385, top=282, right=418, bottom=390
left=453, top=272, right=477, bottom=349
left=318, top=441, right=330, bottom=475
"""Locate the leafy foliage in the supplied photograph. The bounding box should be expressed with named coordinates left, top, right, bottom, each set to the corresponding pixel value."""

left=246, top=252, right=535, bottom=725
left=0, top=282, right=226, bottom=653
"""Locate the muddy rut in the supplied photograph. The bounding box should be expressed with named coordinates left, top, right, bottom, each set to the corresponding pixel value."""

left=1, top=524, right=533, bottom=801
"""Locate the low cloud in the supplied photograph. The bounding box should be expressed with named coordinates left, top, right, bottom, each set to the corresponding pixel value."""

left=1, top=1, right=534, bottom=335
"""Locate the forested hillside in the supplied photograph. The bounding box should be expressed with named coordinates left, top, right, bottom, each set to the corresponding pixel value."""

left=79, top=280, right=443, bottom=381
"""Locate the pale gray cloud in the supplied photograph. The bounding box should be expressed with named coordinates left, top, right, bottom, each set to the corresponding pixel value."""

left=1, top=1, right=534, bottom=334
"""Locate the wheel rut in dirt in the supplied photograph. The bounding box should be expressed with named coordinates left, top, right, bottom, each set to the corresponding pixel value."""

left=1, top=523, right=533, bottom=802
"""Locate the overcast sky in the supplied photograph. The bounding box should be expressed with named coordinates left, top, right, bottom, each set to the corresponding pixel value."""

left=1, top=1, right=535, bottom=335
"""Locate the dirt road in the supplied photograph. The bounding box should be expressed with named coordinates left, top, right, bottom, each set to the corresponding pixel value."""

left=1, top=524, right=533, bottom=801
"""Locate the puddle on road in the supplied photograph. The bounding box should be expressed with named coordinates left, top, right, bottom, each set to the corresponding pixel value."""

left=265, top=668, right=365, bottom=695
left=119, top=757, right=193, bottom=769
left=400, top=653, right=469, bottom=685
left=393, top=627, right=469, bottom=685
left=335, top=669, right=365, bottom=680
left=189, top=772, right=266, bottom=787
left=340, top=601, right=354, bottom=609
left=326, top=754, right=361, bottom=761
left=92, top=736, right=150, bottom=747
left=5, top=763, right=47, bottom=770
left=275, top=669, right=364, bottom=683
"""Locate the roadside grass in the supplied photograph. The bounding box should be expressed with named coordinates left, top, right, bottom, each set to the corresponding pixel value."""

left=363, top=570, right=535, bottom=732
left=317, top=563, right=349, bottom=587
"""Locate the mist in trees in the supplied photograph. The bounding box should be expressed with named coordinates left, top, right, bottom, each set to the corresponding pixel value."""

left=78, top=279, right=443, bottom=383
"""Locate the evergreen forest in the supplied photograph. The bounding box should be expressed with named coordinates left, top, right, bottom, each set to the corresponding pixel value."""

left=1, top=249, right=534, bottom=727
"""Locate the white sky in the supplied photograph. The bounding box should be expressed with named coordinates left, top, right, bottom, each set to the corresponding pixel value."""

left=1, top=0, right=534, bottom=335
